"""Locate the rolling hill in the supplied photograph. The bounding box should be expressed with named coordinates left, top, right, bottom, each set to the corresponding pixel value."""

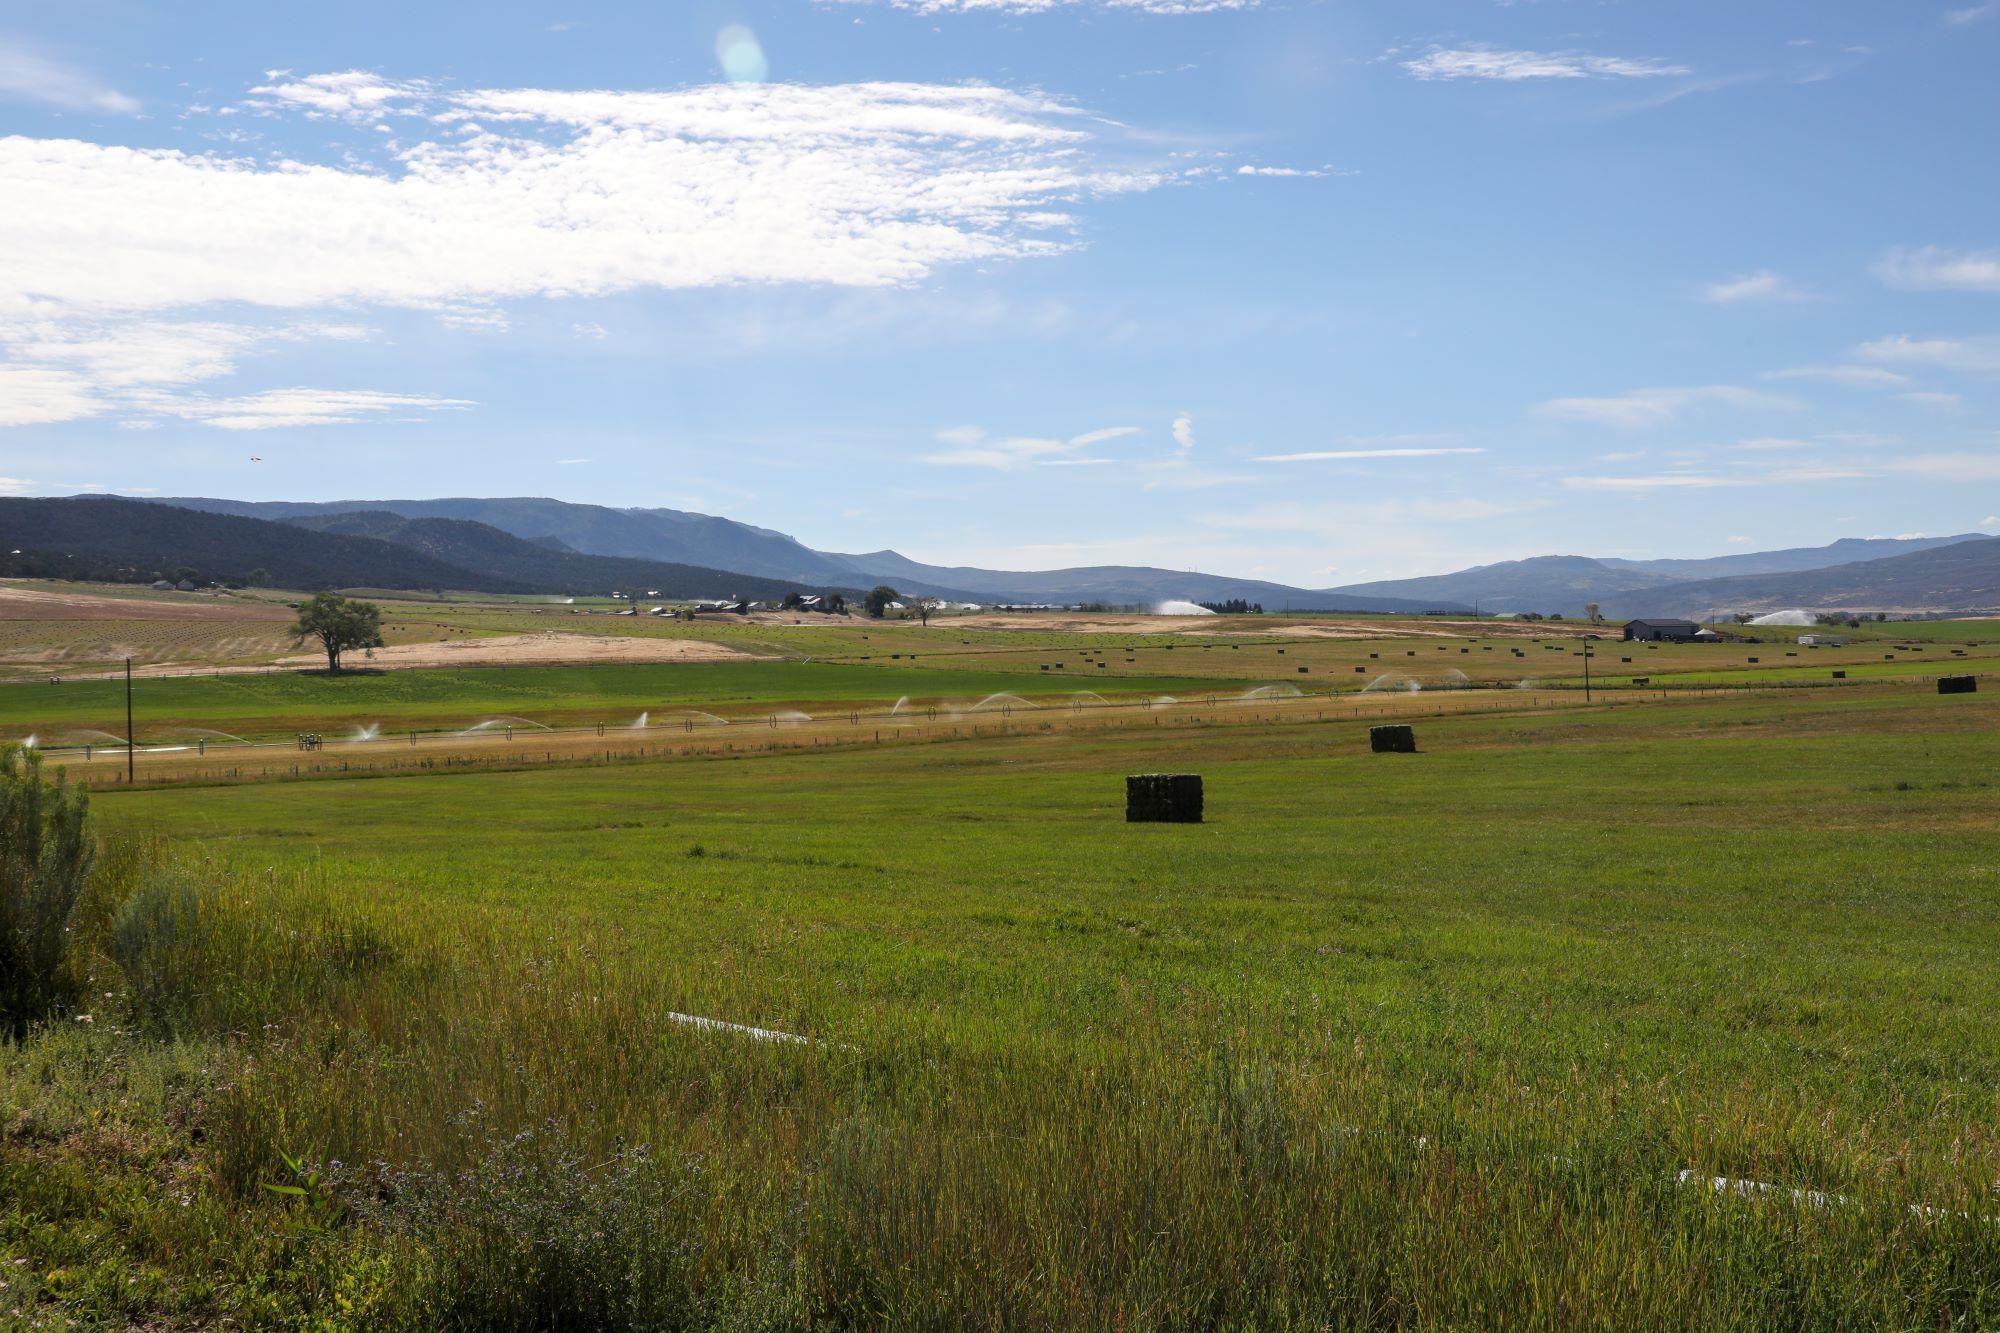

left=157, top=496, right=1460, bottom=611
left=0, top=497, right=832, bottom=601
left=1603, top=537, right=2000, bottom=618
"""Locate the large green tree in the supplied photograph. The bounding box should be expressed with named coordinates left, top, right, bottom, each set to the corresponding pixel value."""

left=292, top=592, right=384, bottom=672
left=864, top=585, right=900, bottom=619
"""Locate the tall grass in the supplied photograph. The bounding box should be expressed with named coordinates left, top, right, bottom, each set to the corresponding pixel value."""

left=10, top=691, right=2000, bottom=1325
left=61, top=856, right=2000, bottom=1327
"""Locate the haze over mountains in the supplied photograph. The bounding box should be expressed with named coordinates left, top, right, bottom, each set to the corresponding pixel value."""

left=1, top=493, right=1995, bottom=618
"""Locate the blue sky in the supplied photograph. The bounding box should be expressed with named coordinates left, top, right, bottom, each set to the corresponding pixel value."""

left=1, top=0, right=1995, bottom=585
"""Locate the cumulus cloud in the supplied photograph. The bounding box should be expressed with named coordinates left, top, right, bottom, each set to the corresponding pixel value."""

left=1402, top=46, right=1689, bottom=82
left=1536, top=385, right=1798, bottom=429
left=1876, top=245, right=2000, bottom=295
left=1171, top=412, right=1195, bottom=449
left=0, top=41, right=139, bottom=115
left=0, top=72, right=1173, bottom=429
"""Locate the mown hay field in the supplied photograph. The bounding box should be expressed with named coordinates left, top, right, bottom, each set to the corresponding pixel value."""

left=3, top=683, right=1999, bottom=1326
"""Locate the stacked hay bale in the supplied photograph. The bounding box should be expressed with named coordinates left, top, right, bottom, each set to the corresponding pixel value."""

left=1370, top=725, right=1417, bottom=754
left=1939, top=676, right=1977, bottom=695
left=1126, top=774, right=1203, bottom=823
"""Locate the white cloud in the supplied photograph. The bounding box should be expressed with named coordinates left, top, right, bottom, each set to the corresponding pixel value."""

left=1858, top=334, right=2000, bottom=374
left=0, top=366, right=99, bottom=425
left=1560, top=473, right=1747, bottom=492
left=1171, top=412, right=1195, bottom=449
left=1702, top=270, right=1806, bottom=304
left=135, top=387, right=474, bottom=431
left=1235, top=164, right=1331, bottom=178
left=246, top=70, right=429, bottom=121
left=2, top=73, right=1175, bottom=430
left=1899, top=390, right=1965, bottom=411
left=845, top=0, right=1256, bottom=12
left=1875, top=245, right=2000, bottom=295
left=1536, top=385, right=1798, bottom=429
left=1943, top=2, right=1997, bottom=24
left=1762, top=364, right=1909, bottom=387
left=923, top=422, right=1140, bottom=469
left=1402, top=46, right=1690, bottom=82
left=0, top=41, right=139, bottom=115
left=1887, top=453, right=2000, bottom=482
left=1734, top=437, right=1815, bottom=451
left=1255, top=447, right=1484, bottom=462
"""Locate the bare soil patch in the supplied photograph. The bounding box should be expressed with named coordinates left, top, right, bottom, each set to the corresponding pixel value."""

left=278, top=632, right=759, bottom=670
left=0, top=583, right=290, bottom=623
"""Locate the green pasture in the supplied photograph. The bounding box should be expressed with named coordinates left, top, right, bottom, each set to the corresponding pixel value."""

left=5, top=685, right=2000, bottom=1324
left=0, top=660, right=1242, bottom=742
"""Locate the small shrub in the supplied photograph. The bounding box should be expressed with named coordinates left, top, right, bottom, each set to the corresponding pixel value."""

left=0, top=745, right=96, bottom=1037
left=370, top=1118, right=713, bottom=1329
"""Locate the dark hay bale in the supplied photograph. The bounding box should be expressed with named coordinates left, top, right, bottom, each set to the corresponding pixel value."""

left=1831, top=671, right=1846, bottom=679
left=1126, top=774, right=1203, bottom=823
left=1370, top=724, right=1417, bottom=754
left=1939, top=676, right=1977, bottom=695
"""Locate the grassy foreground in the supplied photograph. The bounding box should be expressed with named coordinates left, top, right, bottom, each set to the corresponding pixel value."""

left=4, top=686, right=2000, bottom=1326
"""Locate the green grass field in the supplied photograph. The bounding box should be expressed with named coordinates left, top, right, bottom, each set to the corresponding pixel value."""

left=4, top=675, right=2000, bottom=1326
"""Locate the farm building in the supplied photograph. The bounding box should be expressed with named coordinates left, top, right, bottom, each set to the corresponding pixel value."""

left=1798, top=634, right=1848, bottom=647
left=1622, top=619, right=1702, bottom=642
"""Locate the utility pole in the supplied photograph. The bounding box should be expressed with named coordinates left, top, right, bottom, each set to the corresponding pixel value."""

left=1582, top=641, right=1592, bottom=703
left=124, top=657, right=135, bottom=783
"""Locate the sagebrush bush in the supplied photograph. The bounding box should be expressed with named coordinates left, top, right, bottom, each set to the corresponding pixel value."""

left=0, top=744, right=95, bottom=1037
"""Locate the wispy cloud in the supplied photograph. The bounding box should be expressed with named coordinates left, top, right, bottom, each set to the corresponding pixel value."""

left=133, top=387, right=474, bottom=431
left=1876, top=245, right=2000, bottom=295
left=836, top=0, right=1258, bottom=12
left=0, top=41, right=139, bottom=114
left=1, top=72, right=1182, bottom=429
left=1255, top=447, right=1483, bottom=463
left=1702, top=270, right=1807, bottom=304
left=1171, top=413, right=1195, bottom=450
left=1943, top=2, right=1997, bottom=25
left=1235, top=164, right=1335, bottom=178
left=1402, top=46, right=1690, bottom=82
left=1887, top=452, right=2000, bottom=482
left=1762, top=364, right=1909, bottom=387
left=1858, top=334, right=2000, bottom=374
left=1560, top=473, right=1747, bottom=492
left=923, top=423, right=1142, bottom=469
left=1536, top=385, right=1798, bottom=429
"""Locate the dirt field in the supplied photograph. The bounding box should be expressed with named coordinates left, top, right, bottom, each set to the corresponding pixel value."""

left=278, top=632, right=759, bottom=670
left=0, top=582, right=291, bottom=623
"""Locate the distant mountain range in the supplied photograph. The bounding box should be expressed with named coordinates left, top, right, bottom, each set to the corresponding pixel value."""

left=0, top=497, right=825, bottom=602
left=2, top=493, right=1993, bottom=617
left=157, top=496, right=1459, bottom=612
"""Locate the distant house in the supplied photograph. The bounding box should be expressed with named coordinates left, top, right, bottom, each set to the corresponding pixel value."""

left=1623, top=618, right=1702, bottom=642
left=174, top=579, right=197, bottom=592
left=151, top=580, right=174, bottom=591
